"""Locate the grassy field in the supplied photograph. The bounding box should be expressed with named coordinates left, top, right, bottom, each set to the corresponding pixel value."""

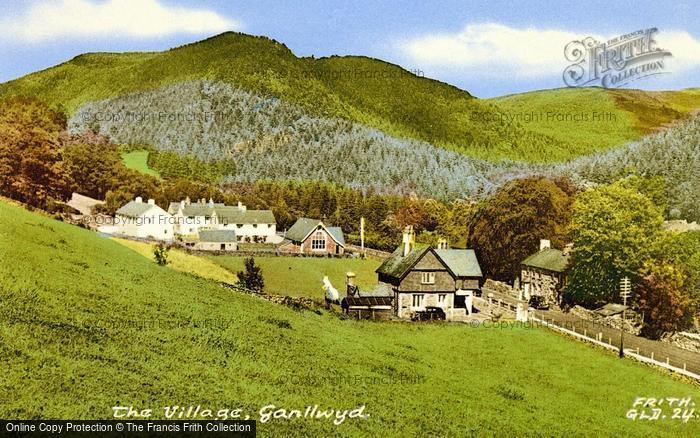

left=112, top=238, right=236, bottom=284
left=1, top=199, right=699, bottom=436
left=206, top=254, right=381, bottom=299
left=120, top=150, right=161, bottom=178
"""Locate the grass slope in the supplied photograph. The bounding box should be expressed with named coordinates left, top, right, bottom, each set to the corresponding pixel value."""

left=206, top=255, right=381, bottom=299
left=3, top=32, right=699, bottom=162
left=112, top=238, right=236, bottom=284
left=489, top=87, right=700, bottom=157
left=1, top=200, right=699, bottom=436
left=120, top=150, right=161, bottom=178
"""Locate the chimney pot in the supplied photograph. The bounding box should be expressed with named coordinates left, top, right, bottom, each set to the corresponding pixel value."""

left=135, top=196, right=143, bottom=203
left=346, top=272, right=356, bottom=296
left=540, top=239, right=551, bottom=251
left=147, top=199, right=155, bottom=205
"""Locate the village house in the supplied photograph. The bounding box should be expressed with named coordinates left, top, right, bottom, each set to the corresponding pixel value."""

left=279, top=218, right=345, bottom=255
left=376, top=227, right=483, bottom=320
left=185, top=229, right=238, bottom=252
left=167, top=198, right=278, bottom=243
left=110, top=197, right=173, bottom=241
left=519, top=239, right=570, bottom=307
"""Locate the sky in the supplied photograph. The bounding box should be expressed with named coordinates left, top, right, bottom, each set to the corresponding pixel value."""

left=0, top=0, right=698, bottom=97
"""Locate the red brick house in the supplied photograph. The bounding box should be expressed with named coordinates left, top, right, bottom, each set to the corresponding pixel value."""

left=279, top=218, right=345, bottom=255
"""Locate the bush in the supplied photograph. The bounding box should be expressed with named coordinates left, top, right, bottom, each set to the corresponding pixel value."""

left=153, top=243, right=170, bottom=266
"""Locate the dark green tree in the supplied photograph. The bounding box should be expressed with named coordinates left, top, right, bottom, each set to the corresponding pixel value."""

left=237, top=257, right=265, bottom=293
left=467, top=177, right=574, bottom=281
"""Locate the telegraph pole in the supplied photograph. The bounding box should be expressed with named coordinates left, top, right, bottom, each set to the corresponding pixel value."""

left=360, top=217, right=365, bottom=258
left=619, top=276, right=631, bottom=358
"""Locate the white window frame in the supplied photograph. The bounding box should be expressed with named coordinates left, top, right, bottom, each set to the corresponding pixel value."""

left=421, top=272, right=436, bottom=285
left=411, top=294, right=425, bottom=309
left=311, top=230, right=326, bottom=251
left=437, top=294, right=447, bottom=306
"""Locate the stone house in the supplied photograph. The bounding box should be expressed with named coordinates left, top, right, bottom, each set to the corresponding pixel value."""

left=111, top=197, right=173, bottom=241
left=376, top=227, right=483, bottom=320
left=280, top=218, right=345, bottom=255
left=519, top=239, right=570, bottom=306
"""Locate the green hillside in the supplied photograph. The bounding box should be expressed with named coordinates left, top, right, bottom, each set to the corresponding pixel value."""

left=490, top=87, right=700, bottom=155
left=3, top=32, right=700, bottom=162
left=120, top=150, right=161, bottom=178
left=1, top=198, right=699, bottom=435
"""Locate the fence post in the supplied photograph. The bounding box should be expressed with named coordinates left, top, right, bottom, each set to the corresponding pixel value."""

left=651, top=352, right=654, bottom=361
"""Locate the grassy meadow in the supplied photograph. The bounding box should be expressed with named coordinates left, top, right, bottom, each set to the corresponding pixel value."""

left=120, top=150, right=161, bottom=178
left=206, top=254, right=381, bottom=299
left=1, top=199, right=699, bottom=436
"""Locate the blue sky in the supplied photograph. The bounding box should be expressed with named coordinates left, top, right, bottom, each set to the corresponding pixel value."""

left=0, top=0, right=698, bottom=97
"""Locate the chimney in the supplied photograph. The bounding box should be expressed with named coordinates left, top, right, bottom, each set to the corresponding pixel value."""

left=402, top=225, right=415, bottom=257
left=346, top=272, right=356, bottom=296
left=147, top=199, right=155, bottom=205
left=238, top=201, right=246, bottom=212
left=208, top=198, right=214, bottom=207
left=436, top=238, right=448, bottom=250
left=180, top=200, right=185, bottom=210
left=185, top=196, right=191, bottom=205
left=540, top=239, right=551, bottom=251
left=563, top=243, right=573, bottom=256
left=135, top=196, right=143, bottom=203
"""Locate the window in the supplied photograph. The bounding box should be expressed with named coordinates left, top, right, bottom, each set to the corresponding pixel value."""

left=253, top=224, right=258, bottom=228
left=438, top=294, right=446, bottom=305
left=421, top=272, right=436, bottom=284
left=411, top=294, right=424, bottom=308
left=311, top=231, right=326, bottom=250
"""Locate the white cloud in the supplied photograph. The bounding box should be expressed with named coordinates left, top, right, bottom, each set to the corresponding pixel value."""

left=2, top=0, right=241, bottom=42
left=398, top=23, right=700, bottom=79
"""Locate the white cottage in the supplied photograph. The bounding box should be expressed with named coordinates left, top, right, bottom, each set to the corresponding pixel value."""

left=168, top=198, right=278, bottom=243
left=112, top=197, right=173, bottom=241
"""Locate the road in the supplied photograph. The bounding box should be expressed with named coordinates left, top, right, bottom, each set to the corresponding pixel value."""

left=483, top=288, right=700, bottom=376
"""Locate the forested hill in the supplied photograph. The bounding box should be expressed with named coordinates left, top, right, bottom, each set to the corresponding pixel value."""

left=4, top=31, right=700, bottom=162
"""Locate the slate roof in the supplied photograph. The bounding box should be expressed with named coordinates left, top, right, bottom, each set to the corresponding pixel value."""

left=286, top=218, right=321, bottom=242
left=376, top=244, right=430, bottom=280
left=199, top=229, right=237, bottom=243
left=377, top=245, right=483, bottom=281
left=434, top=249, right=483, bottom=277
left=521, top=248, right=569, bottom=273
left=115, top=201, right=157, bottom=218
left=168, top=202, right=275, bottom=224
left=215, top=207, right=275, bottom=224
left=168, top=201, right=226, bottom=214
left=328, top=227, right=345, bottom=246
left=286, top=218, right=345, bottom=246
